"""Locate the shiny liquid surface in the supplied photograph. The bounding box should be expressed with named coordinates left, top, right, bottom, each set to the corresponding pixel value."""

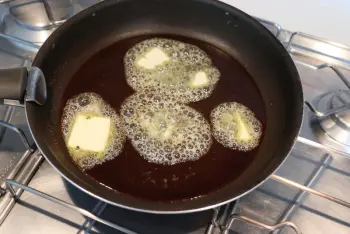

left=62, top=35, right=266, bottom=201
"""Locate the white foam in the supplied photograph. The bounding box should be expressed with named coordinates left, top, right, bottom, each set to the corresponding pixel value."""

left=210, top=102, right=262, bottom=151
left=61, top=92, right=125, bottom=170
left=120, top=92, right=212, bottom=165
left=124, top=38, right=220, bottom=103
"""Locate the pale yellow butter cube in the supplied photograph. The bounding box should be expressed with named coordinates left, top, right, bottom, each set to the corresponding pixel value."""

left=68, top=115, right=111, bottom=153
left=137, top=48, right=169, bottom=69
left=160, top=125, right=175, bottom=141
left=189, top=71, right=209, bottom=88
left=234, top=114, right=252, bottom=141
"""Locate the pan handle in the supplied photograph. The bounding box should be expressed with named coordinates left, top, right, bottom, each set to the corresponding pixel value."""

left=0, top=67, right=28, bottom=102
left=0, top=66, right=46, bottom=105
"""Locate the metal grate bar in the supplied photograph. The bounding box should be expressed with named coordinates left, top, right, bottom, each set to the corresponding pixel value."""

left=0, top=33, right=39, bottom=50
left=255, top=17, right=282, bottom=38
left=286, top=32, right=350, bottom=70
left=293, top=62, right=350, bottom=89
left=276, top=154, right=332, bottom=225
left=270, top=175, right=350, bottom=208
left=221, top=215, right=302, bottom=234
left=205, top=202, right=239, bottom=234
left=5, top=179, right=137, bottom=234
left=81, top=201, right=108, bottom=233
left=297, top=136, right=350, bottom=158
left=0, top=151, right=43, bottom=225
left=0, top=121, right=33, bottom=152
left=205, top=207, right=220, bottom=234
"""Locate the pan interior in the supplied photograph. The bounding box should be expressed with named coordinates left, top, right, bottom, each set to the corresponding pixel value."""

left=61, top=34, right=266, bottom=201
left=27, top=0, right=302, bottom=212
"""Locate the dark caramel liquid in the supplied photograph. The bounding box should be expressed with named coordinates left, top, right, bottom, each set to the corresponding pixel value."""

left=62, top=35, right=266, bottom=201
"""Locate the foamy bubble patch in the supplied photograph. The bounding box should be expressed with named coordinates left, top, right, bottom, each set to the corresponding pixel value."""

left=210, top=102, right=262, bottom=151
left=120, top=92, right=212, bottom=165
left=61, top=92, right=125, bottom=170
left=124, top=38, right=220, bottom=103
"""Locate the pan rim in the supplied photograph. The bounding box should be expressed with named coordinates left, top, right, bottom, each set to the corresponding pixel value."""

left=27, top=0, right=304, bottom=214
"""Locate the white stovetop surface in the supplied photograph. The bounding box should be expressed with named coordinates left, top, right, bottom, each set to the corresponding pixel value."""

left=222, top=0, right=350, bottom=47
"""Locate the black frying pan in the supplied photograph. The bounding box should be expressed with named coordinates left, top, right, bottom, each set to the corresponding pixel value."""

left=0, top=0, right=303, bottom=213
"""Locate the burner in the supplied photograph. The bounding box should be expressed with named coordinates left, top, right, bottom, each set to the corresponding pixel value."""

left=316, top=90, right=350, bottom=146
left=3, top=0, right=74, bottom=44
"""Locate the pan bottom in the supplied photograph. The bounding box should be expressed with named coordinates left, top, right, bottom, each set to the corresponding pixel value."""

left=61, top=35, right=266, bottom=201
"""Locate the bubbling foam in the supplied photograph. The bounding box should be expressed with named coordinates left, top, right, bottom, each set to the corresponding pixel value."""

left=210, top=102, right=262, bottom=151
left=124, top=38, right=220, bottom=103
left=61, top=92, right=125, bottom=170
left=120, top=92, right=212, bottom=165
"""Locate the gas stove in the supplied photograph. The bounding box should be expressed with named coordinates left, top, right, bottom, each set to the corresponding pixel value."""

left=0, top=1, right=349, bottom=234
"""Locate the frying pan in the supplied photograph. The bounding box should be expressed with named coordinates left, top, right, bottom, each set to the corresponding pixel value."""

left=0, top=0, right=303, bottom=213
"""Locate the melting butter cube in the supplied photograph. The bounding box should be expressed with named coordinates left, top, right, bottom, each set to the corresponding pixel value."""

left=189, top=71, right=209, bottom=88
left=160, top=125, right=175, bottom=141
left=234, top=114, right=252, bottom=141
left=139, top=113, right=175, bottom=141
left=137, top=48, right=170, bottom=69
left=68, top=115, right=111, bottom=153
